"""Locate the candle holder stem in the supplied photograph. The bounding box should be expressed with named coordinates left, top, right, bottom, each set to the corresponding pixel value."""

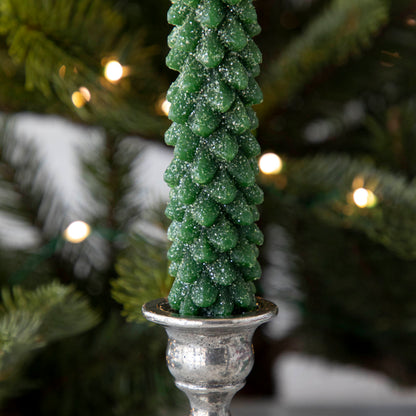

left=143, top=298, right=277, bottom=416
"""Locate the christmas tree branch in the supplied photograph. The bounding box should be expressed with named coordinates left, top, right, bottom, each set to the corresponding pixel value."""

left=0, top=121, right=106, bottom=284
left=0, top=282, right=99, bottom=402
left=0, top=0, right=124, bottom=95
left=262, top=154, right=416, bottom=259
left=259, top=0, right=389, bottom=118
left=0, top=0, right=168, bottom=137
left=80, top=132, right=147, bottom=233
left=112, top=234, right=172, bottom=323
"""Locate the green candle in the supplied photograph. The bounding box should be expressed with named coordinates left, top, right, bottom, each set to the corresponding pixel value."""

left=164, top=0, right=263, bottom=316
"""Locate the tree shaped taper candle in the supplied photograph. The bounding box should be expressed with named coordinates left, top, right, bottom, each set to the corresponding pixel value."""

left=164, top=0, right=264, bottom=317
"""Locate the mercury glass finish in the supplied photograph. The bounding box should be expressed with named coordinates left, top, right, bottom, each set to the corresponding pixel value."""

left=142, top=297, right=277, bottom=416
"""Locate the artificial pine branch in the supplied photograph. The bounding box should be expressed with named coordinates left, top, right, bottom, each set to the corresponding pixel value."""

left=365, top=99, right=416, bottom=178
left=19, top=313, right=183, bottom=416
left=1, top=282, right=100, bottom=343
left=112, top=234, right=172, bottom=322
left=0, top=282, right=99, bottom=403
left=0, top=119, right=179, bottom=412
left=262, top=153, right=416, bottom=259
left=0, top=121, right=103, bottom=282
left=79, top=132, right=153, bottom=309
left=80, top=133, right=146, bottom=233
left=0, top=0, right=168, bottom=137
left=259, top=0, right=389, bottom=117
left=0, top=0, right=124, bottom=95
left=284, top=213, right=416, bottom=386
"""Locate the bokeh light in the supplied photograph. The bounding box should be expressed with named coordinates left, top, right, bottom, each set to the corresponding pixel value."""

left=406, top=17, right=416, bottom=26
left=63, top=221, right=91, bottom=243
left=259, top=153, right=283, bottom=175
left=161, top=99, right=171, bottom=116
left=79, top=87, right=91, bottom=102
left=353, top=188, right=377, bottom=208
left=71, top=91, right=86, bottom=108
left=59, top=65, right=66, bottom=79
left=104, top=60, right=124, bottom=82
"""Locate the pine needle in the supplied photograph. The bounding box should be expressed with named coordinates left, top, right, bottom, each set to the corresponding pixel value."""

left=263, top=154, right=416, bottom=259
left=0, top=282, right=99, bottom=401
left=112, top=234, right=172, bottom=322
left=260, top=0, right=389, bottom=116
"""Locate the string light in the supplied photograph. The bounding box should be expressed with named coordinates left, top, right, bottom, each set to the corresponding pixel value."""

left=259, top=152, right=283, bottom=175
left=71, top=91, right=86, bottom=108
left=104, top=60, right=124, bottom=82
left=71, top=87, right=91, bottom=108
left=63, top=221, right=91, bottom=243
left=353, top=188, right=377, bottom=208
left=352, top=176, right=364, bottom=190
left=79, top=87, right=91, bottom=102
left=59, top=65, right=66, bottom=79
left=406, top=17, right=416, bottom=26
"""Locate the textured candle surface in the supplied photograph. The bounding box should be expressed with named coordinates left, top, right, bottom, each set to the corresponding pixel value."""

left=165, top=0, right=263, bottom=316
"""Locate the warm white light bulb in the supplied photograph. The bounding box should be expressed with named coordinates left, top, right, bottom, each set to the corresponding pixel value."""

left=63, top=221, right=91, bottom=243
left=259, top=153, right=283, bottom=175
left=353, top=188, right=376, bottom=208
left=406, top=17, right=416, bottom=27
left=104, top=60, right=123, bottom=82
left=161, top=99, right=171, bottom=116
left=79, top=86, right=91, bottom=102
left=59, top=65, right=66, bottom=79
left=71, top=91, right=86, bottom=108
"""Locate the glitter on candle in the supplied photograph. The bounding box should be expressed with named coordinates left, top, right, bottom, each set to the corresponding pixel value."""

left=353, top=188, right=377, bottom=208
left=259, top=153, right=283, bottom=175
left=104, top=60, right=124, bottom=82
left=164, top=0, right=264, bottom=316
left=63, top=221, right=91, bottom=243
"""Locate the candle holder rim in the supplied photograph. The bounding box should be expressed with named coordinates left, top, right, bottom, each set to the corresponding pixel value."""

left=142, top=297, right=278, bottom=329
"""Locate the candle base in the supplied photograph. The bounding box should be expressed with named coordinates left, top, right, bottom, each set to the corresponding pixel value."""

left=142, top=297, right=277, bottom=416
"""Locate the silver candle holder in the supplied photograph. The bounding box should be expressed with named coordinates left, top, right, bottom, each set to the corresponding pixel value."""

left=142, top=297, right=277, bottom=416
